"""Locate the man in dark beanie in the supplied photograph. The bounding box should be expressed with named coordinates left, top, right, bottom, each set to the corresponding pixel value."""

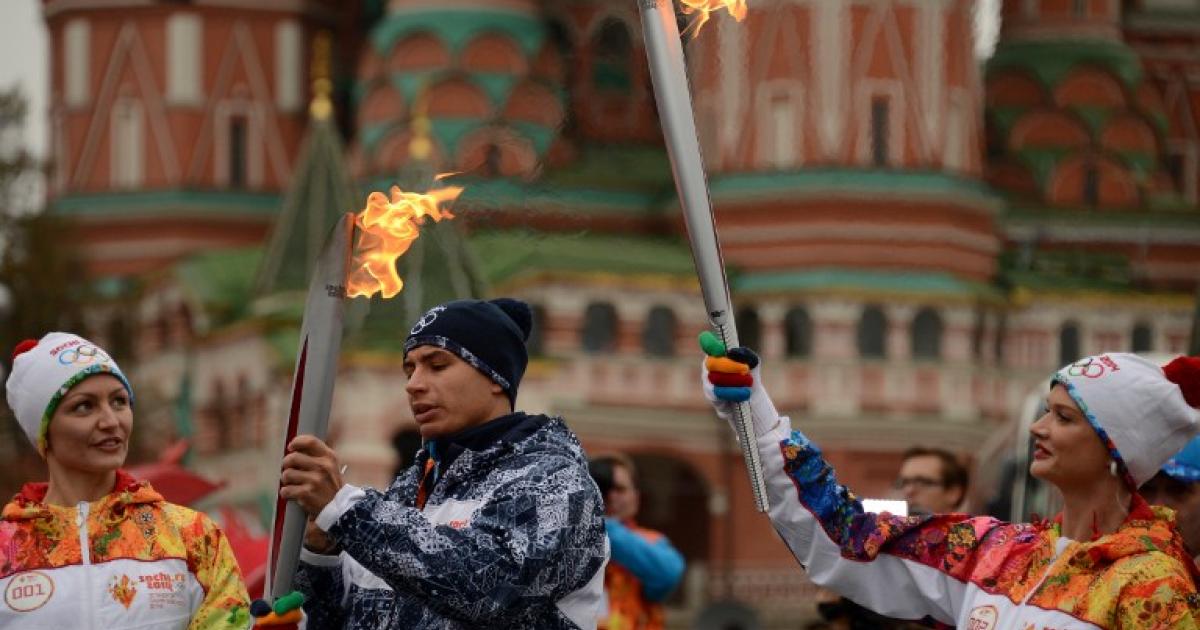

left=280, top=298, right=609, bottom=629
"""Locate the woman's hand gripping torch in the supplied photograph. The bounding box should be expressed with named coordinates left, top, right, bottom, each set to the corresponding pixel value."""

left=636, top=0, right=769, bottom=512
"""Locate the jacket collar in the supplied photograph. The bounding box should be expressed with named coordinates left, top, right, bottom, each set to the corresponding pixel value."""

left=1047, top=493, right=1200, bottom=581
left=3, top=469, right=162, bottom=521
left=427, top=412, right=545, bottom=479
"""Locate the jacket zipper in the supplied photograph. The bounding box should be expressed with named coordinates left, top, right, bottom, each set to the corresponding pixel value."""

left=77, top=502, right=94, bottom=630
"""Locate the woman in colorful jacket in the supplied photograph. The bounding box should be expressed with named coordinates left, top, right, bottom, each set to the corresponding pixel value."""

left=702, top=337, right=1200, bottom=629
left=1, top=332, right=252, bottom=629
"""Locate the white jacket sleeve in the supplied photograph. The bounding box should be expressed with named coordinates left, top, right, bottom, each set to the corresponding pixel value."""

left=705, top=363, right=1000, bottom=626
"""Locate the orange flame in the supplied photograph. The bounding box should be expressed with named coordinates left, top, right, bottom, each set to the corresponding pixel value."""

left=679, top=0, right=748, bottom=38
left=346, top=178, right=463, bottom=299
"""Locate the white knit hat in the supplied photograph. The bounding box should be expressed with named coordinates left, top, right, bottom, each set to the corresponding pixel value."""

left=5, top=332, right=133, bottom=455
left=1053, top=353, right=1200, bottom=488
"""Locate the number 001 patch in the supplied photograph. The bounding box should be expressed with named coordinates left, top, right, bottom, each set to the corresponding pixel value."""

left=966, top=605, right=998, bottom=630
left=4, top=571, right=55, bottom=612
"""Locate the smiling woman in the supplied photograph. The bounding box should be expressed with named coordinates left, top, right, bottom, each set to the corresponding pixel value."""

left=1, top=332, right=251, bottom=629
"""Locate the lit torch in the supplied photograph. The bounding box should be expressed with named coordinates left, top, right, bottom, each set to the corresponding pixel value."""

left=678, top=0, right=746, bottom=38
left=266, top=181, right=462, bottom=600
left=347, top=178, right=462, bottom=299
left=637, top=0, right=769, bottom=512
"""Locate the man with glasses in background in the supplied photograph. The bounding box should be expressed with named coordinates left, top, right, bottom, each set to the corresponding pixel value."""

left=894, top=446, right=970, bottom=515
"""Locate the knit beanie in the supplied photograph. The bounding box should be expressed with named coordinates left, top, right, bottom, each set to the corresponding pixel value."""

left=1053, top=353, right=1200, bottom=489
left=404, top=298, right=533, bottom=408
left=5, top=332, right=134, bottom=455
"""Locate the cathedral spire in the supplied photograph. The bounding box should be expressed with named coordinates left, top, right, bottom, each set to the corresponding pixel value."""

left=255, top=30, right=356, bottom=296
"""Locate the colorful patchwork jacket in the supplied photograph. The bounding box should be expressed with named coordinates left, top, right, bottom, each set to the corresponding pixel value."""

left=0, top=470, right=251, bottom=629
left=295, top=413, right=608, bottom=629
left=758, top=417, right=1200, bottom=630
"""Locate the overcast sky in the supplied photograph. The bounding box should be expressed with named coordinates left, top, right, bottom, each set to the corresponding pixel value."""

left=0, top=0, right=1000, bottom=160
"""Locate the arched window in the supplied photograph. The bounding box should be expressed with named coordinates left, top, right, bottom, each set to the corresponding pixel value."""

left=971, top=309, right=986, bottom=359
left=528, top=304, right=547, bottom=356
left=857, top=305, right=887, bottom=358
left=235, top=374, right=252, bottom=446
left=211, top=380, right=232, bottom=451
left=1083, top=162, right=1099, bottom=207
left=173, top=302, right=193, bottom=343
left=581, top=302, right=618, bottom=353
left=1059, top=321, right=1081, bottom=366
left=111, top=98, right=144, bottom=188
left=994, top=313, right=1007, bottom=363
left=1131, top=322, right=1153, bottom=353
left=591, top=18, right=632, bottom=92
left=735, top=306, right=761, bottom=352
left=157, top=313, right=171, bottom=350
left=546, top=17, right=574, bottom=61
left=911, top=307, right=943, bottom=360
left=107, top=316, right=132, bottom=362
left=642, top=306, right=677, bottom=357
left=784, top=306, right=812, bottom=357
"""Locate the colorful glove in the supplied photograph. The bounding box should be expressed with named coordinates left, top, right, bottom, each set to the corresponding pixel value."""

left=699, top=331, right=782, bottom=438
left=250, top=591, right=306, bottom=629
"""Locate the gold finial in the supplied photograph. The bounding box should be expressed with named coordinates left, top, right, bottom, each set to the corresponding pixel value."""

left=409, top=83, right=432, bottom=161
left=310, top=31, right=333, bottom=120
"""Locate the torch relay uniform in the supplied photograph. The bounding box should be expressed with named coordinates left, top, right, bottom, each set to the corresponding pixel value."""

left=0, top=470, right=251, bottom=629
left=294, top=299, right=608, bottom=629
left=704, top=349, right=1200, bottom=629
left=1, top=332, right=251, bottom=629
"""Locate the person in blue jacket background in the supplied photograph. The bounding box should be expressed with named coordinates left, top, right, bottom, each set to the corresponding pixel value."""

left=1142, top=435, right=1200, bottom=562
left=589, top=453, right=685, bottom=630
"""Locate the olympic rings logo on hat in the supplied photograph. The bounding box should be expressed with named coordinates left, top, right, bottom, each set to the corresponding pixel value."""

left=58, top=345, right=109, bottom=366
left=410, top=305, right=447, bottom=336
left=1066, top=357, right=1106, bottom=379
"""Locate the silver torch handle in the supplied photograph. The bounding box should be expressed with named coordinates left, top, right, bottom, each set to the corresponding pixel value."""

left=638, top=0, right=769, bottom=512
left=265, top=212, right=354, bottom=599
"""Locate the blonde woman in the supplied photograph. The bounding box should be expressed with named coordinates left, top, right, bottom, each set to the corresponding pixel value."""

left=1, top=332, right=251, bottom=628
left=703, top=338, right=1200, bottom=629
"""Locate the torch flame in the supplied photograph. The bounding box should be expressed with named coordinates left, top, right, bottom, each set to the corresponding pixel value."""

left=679, top=0, right=747, bottom=38
left=346, top=181, right=463, bottom=299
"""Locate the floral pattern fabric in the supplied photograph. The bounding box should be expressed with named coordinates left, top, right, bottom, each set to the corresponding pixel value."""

left=780, top=430, right=1200, bottom=629
left=0, top=470, right=250, bottom=629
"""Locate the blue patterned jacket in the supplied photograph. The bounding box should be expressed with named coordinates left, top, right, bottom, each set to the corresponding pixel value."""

left=295, top=414, right=608, bottom=629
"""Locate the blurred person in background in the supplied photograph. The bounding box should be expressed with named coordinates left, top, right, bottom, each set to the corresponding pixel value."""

left=589, top=453, right=685, bottom=630
left=702, top=336, right=1200, bottom=629
left=1142, top=436, right=1200, bottom=563
left=895, top=446, right=970, bottom=515
left=1, top=332, right=251, bottom=628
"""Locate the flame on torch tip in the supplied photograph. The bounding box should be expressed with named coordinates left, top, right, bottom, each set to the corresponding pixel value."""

left=346, top=181, right=463, bottom=300
left=679, top=0, right=747, bottom=38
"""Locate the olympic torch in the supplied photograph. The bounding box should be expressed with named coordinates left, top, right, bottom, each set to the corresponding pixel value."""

left=265, top=213, right=354, bottom=600
left=264, top=182, right=463, bottom=600
left=637, top=0, right=769, bottom=512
